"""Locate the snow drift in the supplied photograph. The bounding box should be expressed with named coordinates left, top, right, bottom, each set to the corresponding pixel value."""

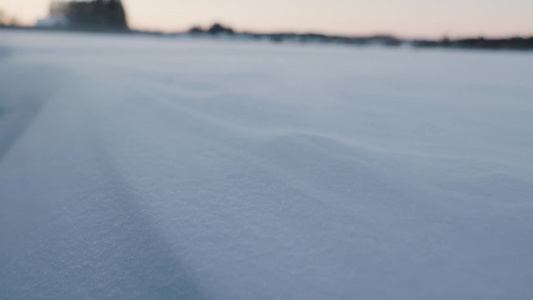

left=1, top=30, right=532, bottom=299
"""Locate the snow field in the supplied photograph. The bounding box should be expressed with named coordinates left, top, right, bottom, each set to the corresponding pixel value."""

left=1, top=30, right=533, bottom=299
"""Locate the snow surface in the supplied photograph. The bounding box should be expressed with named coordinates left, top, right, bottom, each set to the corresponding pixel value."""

left=1, top=30, right=533, bottom=299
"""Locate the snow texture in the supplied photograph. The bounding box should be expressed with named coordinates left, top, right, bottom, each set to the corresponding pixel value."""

left=1, top=30, right=533, bottom=299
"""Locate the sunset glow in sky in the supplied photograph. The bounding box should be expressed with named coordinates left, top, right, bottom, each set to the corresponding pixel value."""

left=1, top=0, right=532, bottom=38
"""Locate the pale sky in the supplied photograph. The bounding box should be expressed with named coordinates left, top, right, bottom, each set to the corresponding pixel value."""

left=1, top=0, right=532, bottom=38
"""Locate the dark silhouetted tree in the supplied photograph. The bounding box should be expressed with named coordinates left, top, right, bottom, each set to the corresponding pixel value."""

left=207, top=23, right=234, bottom=35
left=50, top=0, right=128, bottom=31
left=188, top=25, right=204, bottom=34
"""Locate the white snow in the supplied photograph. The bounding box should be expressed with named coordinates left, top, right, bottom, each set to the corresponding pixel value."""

left=1, top=30, right=532, bottom=299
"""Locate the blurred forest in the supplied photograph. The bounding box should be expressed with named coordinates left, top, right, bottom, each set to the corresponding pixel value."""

left=1, top=2, right=532, bottom=50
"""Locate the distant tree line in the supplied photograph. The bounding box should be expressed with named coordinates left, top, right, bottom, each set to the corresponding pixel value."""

left=187, top=23, right=403, bottom=46
left=414, top=37, right=533, bottom=50
left=50, top=0, right=128, bottom=31
left=188, top=23, right=235, bottom=35
left=184, top=23, right=533, bottom=51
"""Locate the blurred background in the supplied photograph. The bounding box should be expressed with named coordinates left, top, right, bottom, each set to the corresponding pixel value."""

left=0, top=0, right=532, bottom=39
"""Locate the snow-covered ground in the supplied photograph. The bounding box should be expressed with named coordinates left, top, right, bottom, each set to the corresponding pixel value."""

left=1, top=30, right=532, bottom=299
